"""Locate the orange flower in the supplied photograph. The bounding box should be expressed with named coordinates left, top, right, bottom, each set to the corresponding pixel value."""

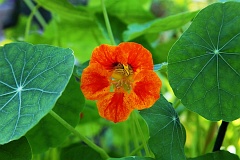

left=81, top=42, right=162, bottom=123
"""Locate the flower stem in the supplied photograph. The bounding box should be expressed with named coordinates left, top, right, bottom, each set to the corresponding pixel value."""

left=212, top=121, right=229, bottom=151
left=101, top=0, right=116, bottom=45
left=133, top=111, right=151, bottom=157
left=24, top=0, right=47, bottom=28
left=49, top=110, right=110, bottom=159
left=130, top=143, right=144, bottom=156
left=25, top=4, right=39, bottom=39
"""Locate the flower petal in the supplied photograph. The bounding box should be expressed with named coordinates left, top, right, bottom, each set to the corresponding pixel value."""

left=80, top=63, right=110, bottom=100
left=118, top=42, right=153, bottom=71
left=128, top=70, right=162, bottom=110
left=90, top=44, right=128, bottom=70
left=97, top=90, right=133, bottom=123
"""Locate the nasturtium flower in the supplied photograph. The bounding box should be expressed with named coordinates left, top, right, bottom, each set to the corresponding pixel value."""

left=81, top=42, right=162, bottom=123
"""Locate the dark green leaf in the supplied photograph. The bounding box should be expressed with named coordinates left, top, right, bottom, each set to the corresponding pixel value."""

left=187, top=150, right=239, bottom=160
left=108, top=157, right=154, bottom=160
left=60, top=143, right=103, bottom=160
left=123, top=11, right=198, bottom=41
left=168, top=2, right=240, bottom=121
left=0, top=42, right=74, bottom=144
left=0, top=137, right=32, bottom=160
left=140, top=95, right=186, bottom=160
left=26, top=75, right=85, bottom=153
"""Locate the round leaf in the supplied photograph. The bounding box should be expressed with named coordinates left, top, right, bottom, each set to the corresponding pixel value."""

left=140, top=95, right=186, bottom=160
left=0, top=42, right=74, bottom=144
left=168, top=2, right=240, bottom=121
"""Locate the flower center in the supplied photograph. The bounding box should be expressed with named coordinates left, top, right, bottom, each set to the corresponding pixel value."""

left=110, top=63, right=134, bottom=92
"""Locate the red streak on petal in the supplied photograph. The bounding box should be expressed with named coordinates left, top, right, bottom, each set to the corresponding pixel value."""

left=97, top=91, right=132, bottom=123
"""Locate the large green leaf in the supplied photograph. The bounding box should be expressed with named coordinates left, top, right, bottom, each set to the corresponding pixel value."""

left=0, top=42, right=74, bottom=144
left=140, top=95, right=186, bottom=160
left=188, top=150, right=239, bottom=160
left=123, top=11, right=198, bottom=41
left=0, top=137, right=32, bottom=160
left=168, top=2, right=240, bottom=121
left=26, top=76, right=85, bottom=154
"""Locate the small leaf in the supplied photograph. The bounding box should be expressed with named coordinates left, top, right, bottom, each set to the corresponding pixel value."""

left=140, top=95, right=186, bottom=160
left=60, top=143, right=103, bottom=160
left=187, top=150, right=239, bottom=160
left=0, top=42, right=74, bottom=144
left=123, top=11, right=198, bottom=41
left=26, top=75, right=85, bottom=154
left=168, top=2, right=240, bottom=121
left=0, top=137, right=32, bottom=160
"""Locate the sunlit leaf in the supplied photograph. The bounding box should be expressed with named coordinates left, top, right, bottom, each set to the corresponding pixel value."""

left=123, top=11, right=198, bottom=41
left=0, top=137, right=31, bottom=160
left=0, top=42, right=74, bottom=144
left=187, top=150, right=239, bottom=160
left=36, top=0, right=92, bottom=21
left=26, top=76, right=85, bottom=154
left=140, top=95, right=186, bottom=160
left=105, top=0, right=154, bottom=24
left=168, top=2, right=240, bottom=121
left=60, top=143, right=103, bottom=160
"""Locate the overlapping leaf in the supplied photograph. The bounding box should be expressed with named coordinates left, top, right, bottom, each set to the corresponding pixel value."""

left=26, top=76, right=85, bottom=154
left=0, top=42, right=74, bottom=144
left=168, top=2, right=240, bottom=121
left=140, top=95, right=186, bottom=160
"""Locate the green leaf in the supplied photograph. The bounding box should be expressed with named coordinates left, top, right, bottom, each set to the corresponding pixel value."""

left=105, top=0, right=154, bottom=24
left=140, top=95, right=186, bottom=160
left=187, top=150, right=239, bottom=160
left=108, top=157, right=154, bottom=160
left=168, top=2, right=240, bottom=121
left=123, top=10, right=198, bottom=41
left=0, top=42, right=74, bottom=144
left=60, top=143, right=103, bottom=160
left=26, top=75, right=85, bottom=153
left=0, top=136, right=32, bottom=160
left=36, top=0, right=92, bottom=21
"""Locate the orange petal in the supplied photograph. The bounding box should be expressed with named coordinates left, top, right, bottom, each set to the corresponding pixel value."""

left=118, top=42, right=153, bottom=71
left=80, top=63, right=110, bottom=100
left=97, top=90, right=133, bottom=123
left=90, top=44, right=128, bottom=70
left=128, top=70, right=162, bottom=110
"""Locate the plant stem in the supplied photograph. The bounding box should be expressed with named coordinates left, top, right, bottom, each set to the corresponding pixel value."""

left=101, top=0, right=116, bottom=45
left=212, top=121, right=229, bottom=152
left=130, top=143, right=144, bottom=156
left=133, top=111, right=151, bottom=157
left=24, top=0, right=47, bottom=28
left=25, top=4, right=39, bottom=39
left=49, top=110, right=110, bottom=159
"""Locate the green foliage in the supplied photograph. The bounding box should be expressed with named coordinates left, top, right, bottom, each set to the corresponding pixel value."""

left=60, top=143, right=103, bottom=160
left=0, top=0, right=239, bottom=160
left=188, top=150, right=239, bottom=160
left=26, top=76, right=85, bottom=154
left=168, top=2, right=240, bottom=121
left=140, top=95, right=186, bottom=160
left=0, top=42, right=74, bottom=144
left=123, top=10, right=199, bottom=41
left=0, top=137, right=32, bottom=160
